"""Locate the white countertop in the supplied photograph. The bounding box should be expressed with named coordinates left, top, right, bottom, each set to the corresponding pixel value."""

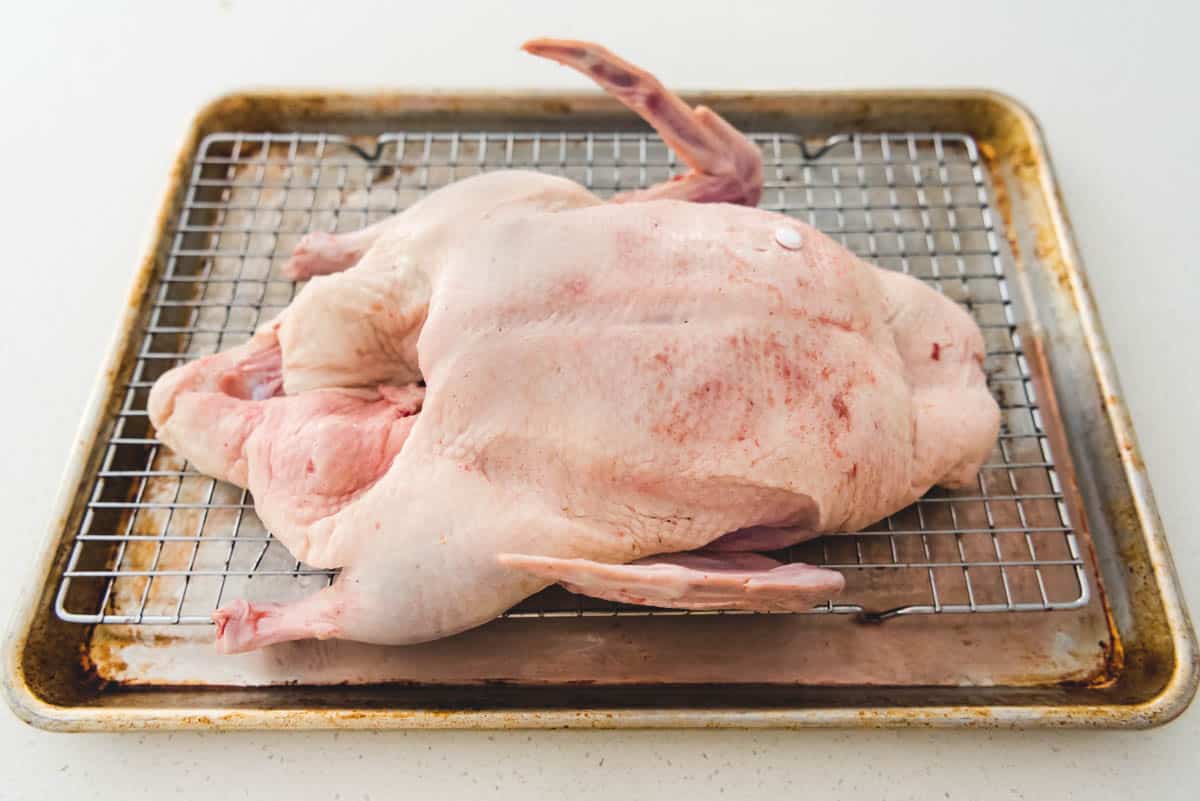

left=1, top=1, right=1196, bottom=797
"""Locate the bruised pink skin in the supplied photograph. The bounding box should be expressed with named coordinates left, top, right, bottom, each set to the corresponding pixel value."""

left=147, top=39, right=999, bottom=654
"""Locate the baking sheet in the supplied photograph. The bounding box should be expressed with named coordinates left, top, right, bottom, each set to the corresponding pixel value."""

left=4, top=90, right=1193, bottom=729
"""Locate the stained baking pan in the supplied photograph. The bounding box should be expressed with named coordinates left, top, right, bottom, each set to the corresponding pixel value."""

left=3, top=89, right=1195, bottom=729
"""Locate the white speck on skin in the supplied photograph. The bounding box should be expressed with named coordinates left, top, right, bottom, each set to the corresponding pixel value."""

left=774, top=226, right=803, bottom=250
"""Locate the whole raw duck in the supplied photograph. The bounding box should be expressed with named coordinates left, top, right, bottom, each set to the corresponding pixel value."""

left=148, top=39, right=1000, bottom=653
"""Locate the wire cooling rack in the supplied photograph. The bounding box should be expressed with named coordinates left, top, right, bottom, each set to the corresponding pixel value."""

left=54, top=129, right=1088, bottom=624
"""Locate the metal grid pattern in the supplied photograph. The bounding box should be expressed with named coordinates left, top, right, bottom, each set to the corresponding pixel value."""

left=55, top=129, right=1088, bottom=625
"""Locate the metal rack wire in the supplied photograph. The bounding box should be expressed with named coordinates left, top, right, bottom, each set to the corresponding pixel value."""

left=54, top=129, right=1088, bottom=625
